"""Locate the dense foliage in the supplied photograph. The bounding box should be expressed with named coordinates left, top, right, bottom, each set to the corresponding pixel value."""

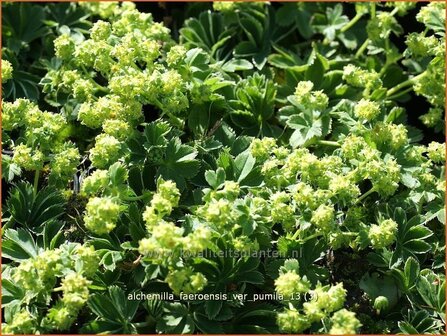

left=1, top=2, right=445, bottom=334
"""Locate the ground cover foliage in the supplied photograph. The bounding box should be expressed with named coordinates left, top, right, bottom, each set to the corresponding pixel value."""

left=1, top=1, right=446, bottom=334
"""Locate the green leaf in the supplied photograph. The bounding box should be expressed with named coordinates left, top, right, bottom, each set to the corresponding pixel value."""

left=6, top=182, right=65, bottom=230
left=3, top=70, right=41, bottom=101
left=188, top=105, right=209, bottom=137
left=305, top=53, right=329, bottom=88
left=144, top=120, right=171, bottom=147
left=158, top=138, right=200, bottom=190
left=194, top=312, right=225, bottom=333
left=2, top=3, right=48, bottom=49
left=234, top=270, right=264, bottom=284
left=398, top=321, right=420, bottom=334
left=157, top=302, right=195, bottom=334
left=233, top=150, right=256, bottom=182
left=416, top=271, right=445, bottom=315
left=2, top=279, right=26, bottom=305
left=287, top=113, right=323, bottom=147
left=205, top=300, right=222, bottom=320
left=1, top=155, right=21, bottom=182
left=275, top=3, right=298, bottom=27
left=395, top=213, right=434, bottom=259
left=205, top=167, right=226, bottom=189
left=100, top=251, right=124, bottom=272
left=2, top=228, right=38, bottom=261
left=404, top=257, right=420, bottom=290
left=108, top=163, right=128, bottom=187
left=180, top=11, right=234, bottom=61
left=42, top=220, right=65, bottom=250
left=221, top=59, right=253, bottom=72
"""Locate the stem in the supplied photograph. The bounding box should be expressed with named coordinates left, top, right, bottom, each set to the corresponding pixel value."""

left=292, top=229, right=301, bottom=240
left=122, top=193, right=152, bottom=202
left=356, top=187, right=376, bottom=203
left=326, top=70, right=344, bottom=76
left=390, top=7, right=399, bottom=16
left=316, top=140, right=340, bottom=147
left=33, top=170, right=40, bottom=197
left=386, top=73, right=424, bottom=97
left=355, top=39, right=369, bottom=58
left=297, top=232, right=323, bottom=243
left=387, top=86, right=413, bottom=100
left=340, top=13, right=364, bottom=33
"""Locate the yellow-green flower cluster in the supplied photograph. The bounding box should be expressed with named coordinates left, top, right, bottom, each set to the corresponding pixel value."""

left=343, top=64, right=382, bottom=94
left=329, top=309, right=362, bottom=334
left=12, top=144, right=45, bottom=171
left=165, top=267, right=208, bottom=295
left=303, top=283, right=347, bottom=322
left=311, top=204, right=335, bottom=232
left=60, top=272, right=91, bottom=309
left=54, top=34, right=76, bottom=60
left=367, top=11, right=402, bottom=41
left=51, top=143, right=80, bottom=181
left=142, top=179, right=180, bottom=230
left=139, top=221, right=184, bottom=259
left=277, top=308, right=310, bottom=333
left=43, top=302, right=76, bottom=331
left=2, top=309, right=37, bottom=334
left=270, top=192, right=295, bottom=230
left=371, top=122, right=408, bottom=150
left=79, top=1, right=135, bottom=19
left=405, top=33, right=439, bottom=58
left=277, top=282, right=350, bottom=334
left=90, top=134, right=122, bottom=169
left=354, top=99, right=381, bottom=121
left=198, top=198, right=234, bottom=228
left=81, top=169, right=109, bottom=195
left=2, top=99, right=79, bottom=184
left=75, top=245, right=100, bottom=277
left=6, top=243, right=98, bottom=332
left=275, top=270, right=311, bottom=299
left=368, top=219, right=398, bottom=249
left=250, top=137, right=277, bottom=160
left=426, top=141, right=445, bottom=163
left=2, top=59, right=13, bottom=82
left=204, top=180, right=241, bottom=202
left=83, top=197, right=121, bottom=234
left=420, top=108, right=443, bottom=128
left=294, top=81, right=329, bottom=111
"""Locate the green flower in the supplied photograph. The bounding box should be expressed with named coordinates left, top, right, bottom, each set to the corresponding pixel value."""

left=354, top=99, right=381, bottom=121
left=250, top=137, right=277, bottom=160
left=275, top=270, right=311, bottom=298
left=368, top=219, right=398, bottom=249
left=166, top=268, right=207, bottom=294
left=3, top=309, right=37, bottom=334
left=60, top=272, right=91, bottom=310
left=12, top=144, right=45, bottom=171
left=43, top=301, right=76, bottom=331
left=54, top=34, right=75, bottom=59
left=329, top=309, right=361, bottom=335
left=90, top=20, right=112, bottom=41
left=2, top=59, right=13, bottom=82
left=83, top=197, right=121, bottom=234
left=311, top=204, right=335, bottom=232
left=427, top=141, right=445, bottom=163
left=81, top=169, right=109, bottom=195
left=277, top=308, right=310, bottom=333
left=90, top=134, right=122, bottom=169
